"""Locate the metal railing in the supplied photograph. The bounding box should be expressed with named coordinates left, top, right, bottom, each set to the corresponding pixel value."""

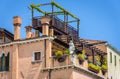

left=32, top=16, right=78, bottom=40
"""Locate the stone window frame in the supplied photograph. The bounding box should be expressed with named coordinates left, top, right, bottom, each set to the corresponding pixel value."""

left=32, top=51, right=42, bottom=63
left=0, top=52, right=9, bottom=72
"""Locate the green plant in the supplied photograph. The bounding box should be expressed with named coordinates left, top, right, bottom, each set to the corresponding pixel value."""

left=78, top=54, right=85, bottom=60
left=82, top=50, right=86, bottom=54
left=64, top=49, right=70, bottom=54
left=95, top=56, right=100, bottom=62
left=103, top=59, right=107, bottom=65
left=55, top=51, right=63, bottom=56
left=101, top=64, right=107, bottom=70
left=88, top=63, right=100, bottom=72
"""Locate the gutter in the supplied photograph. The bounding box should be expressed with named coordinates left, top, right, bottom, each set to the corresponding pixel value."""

left=106, top=43, right=120, bottom=55
left=44, top=39, right=47, bottom=67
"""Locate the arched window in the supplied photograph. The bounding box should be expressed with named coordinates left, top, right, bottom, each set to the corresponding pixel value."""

left=0, top=52, right=9, bottom=71
left=1, top=53, right=5, bottom=71
left=6, top=53, right=9, bottom=71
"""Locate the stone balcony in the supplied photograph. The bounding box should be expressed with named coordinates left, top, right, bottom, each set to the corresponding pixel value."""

left=50, top=54, right=108, bottom=78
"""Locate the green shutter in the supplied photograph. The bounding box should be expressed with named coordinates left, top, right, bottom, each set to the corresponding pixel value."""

left=114, top=55, right=116, bottom=66
left=1, top=54, right=5, bottom=71
left=110, top=52, right=112, bottom=63
left=6, top=53, right=9, bottom=71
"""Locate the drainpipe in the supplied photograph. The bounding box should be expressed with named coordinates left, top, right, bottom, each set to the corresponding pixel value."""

left=44, top=39, right=47, bottom=67
left=48, top=69, right=52, bottom=79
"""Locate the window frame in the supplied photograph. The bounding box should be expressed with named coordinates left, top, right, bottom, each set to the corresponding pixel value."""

left=32, top=51, right=42, bottom=63
left=0, top=52, right=9, bottom=72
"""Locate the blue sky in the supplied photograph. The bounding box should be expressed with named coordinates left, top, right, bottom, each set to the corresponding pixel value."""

left=0, top=0, right=120, bottom=50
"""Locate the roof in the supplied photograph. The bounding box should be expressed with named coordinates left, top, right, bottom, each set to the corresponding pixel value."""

left=0, top=27, right=14, bottom=39
left=106, top=43, right=120, bottom=55
left=80, top=38, right=107, bottom=53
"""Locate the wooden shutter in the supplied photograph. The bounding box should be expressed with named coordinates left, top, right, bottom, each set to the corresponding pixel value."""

left=6, top=53, right=9, bottom=71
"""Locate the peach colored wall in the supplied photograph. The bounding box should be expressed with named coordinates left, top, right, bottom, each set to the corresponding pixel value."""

left=73, top=69, right=96, bottom=79
left=40, top=68, right=102, bottom=79
left=0, top=46, right=13, bottom=79
left=18, top=41, right=45, bottom=79
left=0, top=39, right=52, bottom=79
left=0, top=39, right=104, bottom=79
left=50, top=68, right=73, bottom=79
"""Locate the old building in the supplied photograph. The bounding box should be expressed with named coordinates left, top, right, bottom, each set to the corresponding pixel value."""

left=1, top=1, right=119, bottom=79
left=107, top=44, right=120, bottom=79
left=80, top=39, right=120, bottom=79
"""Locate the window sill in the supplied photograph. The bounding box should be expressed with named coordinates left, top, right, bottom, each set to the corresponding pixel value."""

left=0, top=71, right=9, bottom=73
left=32, top=60, right=42, bottom=64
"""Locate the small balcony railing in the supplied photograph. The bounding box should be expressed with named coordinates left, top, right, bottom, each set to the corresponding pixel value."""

left=32, top=16, right=78, bottom=40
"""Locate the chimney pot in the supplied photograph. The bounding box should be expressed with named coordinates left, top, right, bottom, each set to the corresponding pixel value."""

left=40, top=16, right=51, bottom=36
left=13, top=16, right=22, bottom=40
left=13, top=16, right=22, bottom=26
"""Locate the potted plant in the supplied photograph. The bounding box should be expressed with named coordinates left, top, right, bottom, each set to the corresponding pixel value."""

left=55, top=51, right=63, bottom=57
left=78, top=53, right=85, bottom=64
left=82, top=49, right=86, bottom=54
left=101, top=59, right=107, bottom=75
left=95, top=56, right=101, bottom=66
left=55, top=51, right=66, bottom=63
left=64, top=49, right=70, bottom=55
left=88, top=63, right=100, bottom=73
left=101, top=64, right=107, bottom=75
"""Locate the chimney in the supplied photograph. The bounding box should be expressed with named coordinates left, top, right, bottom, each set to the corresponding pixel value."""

left=13, top=16, right=22, bottom=40
left=49, top=28, right=54, bottom=37
left=40, top=16, right=51, bottom=36
left=25, top=26, right=32, bottom=38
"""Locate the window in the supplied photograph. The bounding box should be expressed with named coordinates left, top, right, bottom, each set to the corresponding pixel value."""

left=110, top=52, right=112, bottom=63
left=114, top=55, right=116, bottom=66
left=0, top=53, right=9, bottom=71
left=32, top=51, right=42, bottom=62
left=111, top=76, right=112, bottom=79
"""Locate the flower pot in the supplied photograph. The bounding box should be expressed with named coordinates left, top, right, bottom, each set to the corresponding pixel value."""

left=88, top=67, right=99, bottom=73
left=88, top=63, right=100, bottom=73
left=102, top=69, right=107, bottom=75
left=54, top=55, right=67, bottom=63
left=79, top=59, right=84, bottom=64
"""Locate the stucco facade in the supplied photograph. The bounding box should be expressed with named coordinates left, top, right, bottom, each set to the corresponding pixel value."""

left=0, top=16, right=107, bottom=79
left=0, top=36, right=106, bottom=79
left=107, top=44, right=120, bottom=79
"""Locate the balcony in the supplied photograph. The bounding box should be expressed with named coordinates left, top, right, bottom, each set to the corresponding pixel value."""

left=50, top=53, right=108, bottom=78
left=32, top=16, right=78, bottom=41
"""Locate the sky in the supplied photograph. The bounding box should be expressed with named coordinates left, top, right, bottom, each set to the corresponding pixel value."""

left=0, top=0, right=120, bottom=50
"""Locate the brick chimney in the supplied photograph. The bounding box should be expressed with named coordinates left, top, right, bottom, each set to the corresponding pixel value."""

left=13, top=16, right=22, bottom=40
left=25, top=26, right=32, bottom=38
left=40, top=16, right=51, bottom=36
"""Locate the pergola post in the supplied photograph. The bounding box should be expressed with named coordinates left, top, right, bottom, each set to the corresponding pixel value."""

left=92, top=49, right=95, bottom=64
